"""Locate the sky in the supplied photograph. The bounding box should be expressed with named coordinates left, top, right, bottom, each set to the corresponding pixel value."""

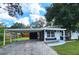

left=0, top=3, right=51, bottom=27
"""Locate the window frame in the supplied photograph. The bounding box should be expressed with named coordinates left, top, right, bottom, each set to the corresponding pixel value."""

left=46, top=30, right=55, bottom=38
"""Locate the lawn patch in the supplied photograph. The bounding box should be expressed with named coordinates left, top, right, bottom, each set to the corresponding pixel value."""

left=14, top=37, right=30, bottom=41
left=0, top=40, right=15, bottom=46
left=52, top=40, right=79, bottom=55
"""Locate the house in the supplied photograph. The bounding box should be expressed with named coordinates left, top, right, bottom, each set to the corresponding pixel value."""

left=71, top=31, right=79, bottom=40
left=3, top=27, right=66, bottom=45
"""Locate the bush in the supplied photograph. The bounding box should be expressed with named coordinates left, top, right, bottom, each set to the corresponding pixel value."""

left=0, top=29, right=4, bottom=33
left=0, top=33, right=3, bottom=41
left=0, top=29, right=4, bottom=41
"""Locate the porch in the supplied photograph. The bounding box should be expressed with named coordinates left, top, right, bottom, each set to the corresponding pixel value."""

left=43, top=28, right=66, bottom=42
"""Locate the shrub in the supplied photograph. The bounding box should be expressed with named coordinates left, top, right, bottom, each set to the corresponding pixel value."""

left=0, top=33, right=3, bottom=41
left=0, top=29, right=4, bottom=41
left=0, top=29, right=4, bottom=33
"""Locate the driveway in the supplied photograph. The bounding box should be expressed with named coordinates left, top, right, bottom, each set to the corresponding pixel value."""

left=0, top=40, right=57, bottom=55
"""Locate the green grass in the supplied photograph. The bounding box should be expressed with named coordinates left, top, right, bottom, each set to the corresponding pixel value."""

left=0, top=37, right=30, bottom=46
left=52, top=40, right=79, bottom=55
left=0, top=41, right=3, bottom=46
left=14, top=37, right=30, bottom=41
left=0, top=40, right=15, bottom=46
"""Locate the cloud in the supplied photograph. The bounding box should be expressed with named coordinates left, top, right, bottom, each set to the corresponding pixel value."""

left=20, top=3, right=47, bottom=26
left=29, top=3, right=46, bottom=14
left=0, top=3, right=8, bottom=14
left=21, top=3, right=46, bottom=15
left=30, top=14, right=47, bottom=26
left=0, top=4, right=17, bottom=27
left=20, top=3, right=30, bottom=14
left=0, top=4, right=17, bottom=20
left=0, top=12, right=17, bottom=20
left=0, top=3, right=47, bottom=27
left=30, top=14, right=41, bottom=22
left=0, top=22, right=2, bottom=24
left=15, top=17, right=30, bottom=26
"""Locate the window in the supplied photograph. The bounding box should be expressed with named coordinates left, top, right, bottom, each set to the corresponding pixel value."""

left=51, top=31, right=55, bottom=37
left=47, top=31, right=50, bottom=37
left=51, top=34, right=54, bottom=37
left=47, top=30, right=55, bottom=37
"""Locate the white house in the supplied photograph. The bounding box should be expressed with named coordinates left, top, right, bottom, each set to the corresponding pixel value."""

left=3, top=27, right=66, bottom=45
left=71, top=31, right=79, bottom=40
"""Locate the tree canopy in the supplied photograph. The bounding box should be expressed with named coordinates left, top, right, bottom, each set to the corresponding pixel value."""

left=0, top=23, right=5, bottom=33
left=0, top=3, right=23, bottom=17
left=30, top=18, right=46, bottom=28
left=7, top=3, right=23, bottom=17
left=10, top=23, right=27, bottom=29
left=45, top=3, right=79, bottom=31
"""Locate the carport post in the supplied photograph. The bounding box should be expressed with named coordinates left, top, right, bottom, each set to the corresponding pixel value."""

left=44, top=30, right=46, bottom=42
left=10, top=32, right=12, bottom=43
left=3, top=29, right=5, bottom=46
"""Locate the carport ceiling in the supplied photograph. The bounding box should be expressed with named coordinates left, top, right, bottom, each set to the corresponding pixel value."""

left=5, top=28, right=43, bottom=32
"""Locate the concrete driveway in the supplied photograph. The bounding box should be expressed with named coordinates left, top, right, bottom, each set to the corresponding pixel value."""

left=0, top=40, right=57, bottom=55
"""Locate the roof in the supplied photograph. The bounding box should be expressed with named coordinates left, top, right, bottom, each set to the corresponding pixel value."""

left=44, top=27, right=66, bottom=30
left=5, top=27, right=66, bottom=32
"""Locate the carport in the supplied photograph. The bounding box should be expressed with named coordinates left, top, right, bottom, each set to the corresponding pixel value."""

left=3, top=28, right=44, bottom=46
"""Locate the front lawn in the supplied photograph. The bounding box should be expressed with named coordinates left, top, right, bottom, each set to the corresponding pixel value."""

left=52, top=40, right=79, bottom=55
left=0, top=40, right=15, bottom=46
left=14, top=37, right=30, bottom=41
left=0, top=37, right=30, bottom=46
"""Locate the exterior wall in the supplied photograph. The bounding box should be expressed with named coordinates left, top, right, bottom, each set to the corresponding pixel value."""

left=55, top=31, right=61, bottom=40
left=40, top=30, right=44, bottom=41
left=71, top=31, right=78, bottom=39
left=45, top=30, right=62, bottom=41
left=45, top=31, right=47, bottom=39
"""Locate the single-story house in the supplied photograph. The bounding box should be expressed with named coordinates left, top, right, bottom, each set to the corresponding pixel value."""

left=3, top=27, right=66, bottom=45
left=71, top=31, right=79, bottom=40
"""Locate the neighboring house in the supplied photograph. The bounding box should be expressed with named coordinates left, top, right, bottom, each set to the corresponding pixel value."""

left=71, top=31, right=79, bottom=40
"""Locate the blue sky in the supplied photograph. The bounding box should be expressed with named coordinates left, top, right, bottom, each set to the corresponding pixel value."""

left=0, top=3, right=51, bottom=27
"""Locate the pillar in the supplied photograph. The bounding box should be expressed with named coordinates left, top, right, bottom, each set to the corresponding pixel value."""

left=10, top=32, right=12, bottom=43
left=37, top=32, right=40, bottom=40
left=44, top=30, right=46, bottom=42
left=3, top=30, right=5, bottom=46
left=63, top=30, right=65, bottom=40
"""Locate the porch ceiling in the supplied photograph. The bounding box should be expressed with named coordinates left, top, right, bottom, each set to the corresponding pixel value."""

left=5, top=28, right=43, bottom=32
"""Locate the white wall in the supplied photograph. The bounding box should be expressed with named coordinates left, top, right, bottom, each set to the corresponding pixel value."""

left=45, top=30, right=62, bottom=40
left=45, top=30, right=79, bottom=40
left=45, top=31, right=47, bottom=39
left=71, top=31, right=78, bottom=39
left=55, top=31, right=61, bottom=40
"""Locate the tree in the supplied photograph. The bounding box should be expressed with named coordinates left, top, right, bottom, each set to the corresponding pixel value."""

left=0, top=3, right=23, bottom=17
left=30, top=16, right=47, bottom=28
left=7, top=3, right=23, bottom=17
left=30, top=21, right=42, bottom=28
left=0, top=23, right=5, bottom=33
left=45, top=3, right=79, bottom=31
left=10, top=23, right=26, bottom=29
left=0, top=22, right=5, bottom=41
